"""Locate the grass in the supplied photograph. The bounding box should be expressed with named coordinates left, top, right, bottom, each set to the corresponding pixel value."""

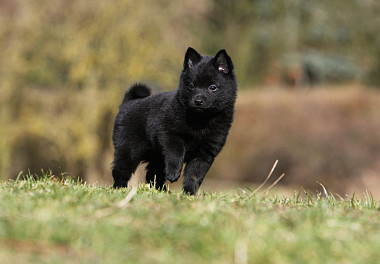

left=1, top=171, right=380, bottom=264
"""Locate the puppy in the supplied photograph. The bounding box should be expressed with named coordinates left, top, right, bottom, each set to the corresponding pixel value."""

left=112, top=47, right=237, bottom=194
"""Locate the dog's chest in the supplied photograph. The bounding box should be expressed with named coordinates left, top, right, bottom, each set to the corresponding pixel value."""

left=182, top=128, right=212, bottom=151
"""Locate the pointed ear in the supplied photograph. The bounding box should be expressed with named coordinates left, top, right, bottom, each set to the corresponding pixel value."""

left=213, top=49, right=234, bottom=74
left=184, top=47, right=202, bottom=70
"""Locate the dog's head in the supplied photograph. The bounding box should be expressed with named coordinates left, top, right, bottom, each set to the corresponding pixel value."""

left=178, top=47, right=237, bottom=113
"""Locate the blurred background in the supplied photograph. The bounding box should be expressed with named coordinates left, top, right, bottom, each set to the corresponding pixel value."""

left=1, top=0, right=380, bottom=196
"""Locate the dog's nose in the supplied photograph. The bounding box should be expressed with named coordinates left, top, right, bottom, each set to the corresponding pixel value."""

left=194, top=98, right=204, bottom=106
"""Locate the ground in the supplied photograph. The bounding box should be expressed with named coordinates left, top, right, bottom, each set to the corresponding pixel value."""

left=0, top=172, right=379, bottom=264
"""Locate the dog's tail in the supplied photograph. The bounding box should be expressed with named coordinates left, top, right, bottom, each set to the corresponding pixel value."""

left=122, top=83, right=151, bottom=104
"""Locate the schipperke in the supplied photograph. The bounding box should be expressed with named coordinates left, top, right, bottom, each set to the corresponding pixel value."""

left=112, top=47, right=237, bottom=194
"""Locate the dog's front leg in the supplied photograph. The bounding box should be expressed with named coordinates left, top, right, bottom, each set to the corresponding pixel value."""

left=183, top=154, right=214, bottom=195
left=161, top=135, right=185, bottom=183
left=183, top=132, right=228, bottom=195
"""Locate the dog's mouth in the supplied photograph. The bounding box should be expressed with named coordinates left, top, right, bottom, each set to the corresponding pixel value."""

left=189, top=104, right=209, bottom=111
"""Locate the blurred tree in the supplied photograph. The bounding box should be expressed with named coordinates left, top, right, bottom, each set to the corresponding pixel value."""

left=0, top=0, right=380, bottom=183
left=201, top=0, right=379, bottom=86
left=0, top=0, right=206, bottom=180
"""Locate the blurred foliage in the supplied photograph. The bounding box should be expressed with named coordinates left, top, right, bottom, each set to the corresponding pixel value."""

left=0, top=0, right=206, bottom=181
left=282, top=51, right=360, bottom=86
left=201, top=0, right=380, bottom=86
left=0, top=0, right=380, bottom=189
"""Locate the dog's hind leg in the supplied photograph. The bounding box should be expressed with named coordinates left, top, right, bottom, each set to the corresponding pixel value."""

left=112, top=149, right=140, bottom=188
left=145, top=157, right=166, bottom=190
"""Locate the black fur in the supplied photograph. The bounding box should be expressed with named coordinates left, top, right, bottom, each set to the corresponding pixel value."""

left=112, top=47, right=237, bottom=195
left=122, top=83, right=151, bottom=103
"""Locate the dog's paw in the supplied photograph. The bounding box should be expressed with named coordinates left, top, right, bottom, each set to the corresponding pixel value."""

left=165, top=170, right=181, bottom=183
left=165, top=163, right=182, bottom=183
left=183, top=182, right=197, bottom=195
left=113, top=181, right=128, bottom=189
left=165, top=172, right=181, bottom=183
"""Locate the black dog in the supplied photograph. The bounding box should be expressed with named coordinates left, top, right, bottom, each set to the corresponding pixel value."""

left=112, top=47, right=237, bottom=194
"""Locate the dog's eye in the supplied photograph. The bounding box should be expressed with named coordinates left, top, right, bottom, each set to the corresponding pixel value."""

left=188, top=83, right=195, bottom=90
left=209, top=84, right=218, bottom=92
